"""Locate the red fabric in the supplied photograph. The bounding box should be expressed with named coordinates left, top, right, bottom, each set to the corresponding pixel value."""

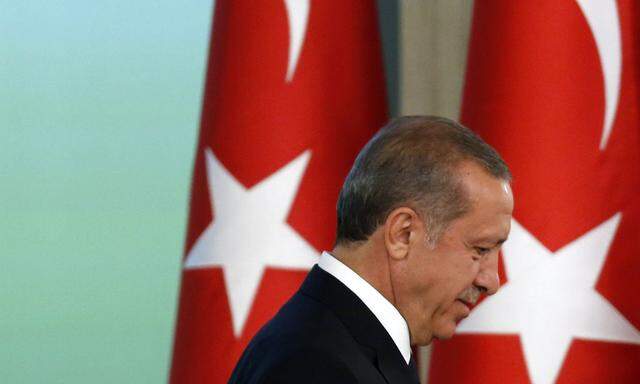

left=430, top=1, right=640, bottom=383
left=169, top=1, right=387, bottom=382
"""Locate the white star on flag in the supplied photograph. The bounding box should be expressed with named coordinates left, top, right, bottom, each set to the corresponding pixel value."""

left=184, top=148, right=318, bottom=337
left=457, top=213, right=640, bottom=384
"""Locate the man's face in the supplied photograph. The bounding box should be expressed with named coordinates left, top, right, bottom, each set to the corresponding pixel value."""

left=393, top=161, right=514, bottom=345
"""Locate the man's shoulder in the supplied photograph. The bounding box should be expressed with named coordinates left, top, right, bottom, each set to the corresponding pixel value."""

left=263, top=290, right=348, bottom=337
left=229, top=292, right=379, bottom=383
left=241, top=291, right=357, bottom=359
left=237, top=343, right=358, bottom=384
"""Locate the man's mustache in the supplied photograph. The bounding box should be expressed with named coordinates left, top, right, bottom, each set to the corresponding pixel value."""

left=459, top=286, right=481, bottom=306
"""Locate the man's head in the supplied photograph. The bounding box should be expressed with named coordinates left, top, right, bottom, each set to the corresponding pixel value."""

left=333, top=116, right=514, bottom=345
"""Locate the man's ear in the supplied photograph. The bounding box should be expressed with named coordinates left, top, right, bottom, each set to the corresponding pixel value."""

left=384, top=207, right=420, bottom=261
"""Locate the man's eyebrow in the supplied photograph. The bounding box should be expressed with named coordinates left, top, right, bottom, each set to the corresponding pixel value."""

left=473, top=237, right=508, bottom=246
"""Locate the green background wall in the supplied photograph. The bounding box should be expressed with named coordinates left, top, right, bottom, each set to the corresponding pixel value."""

left=1, top=1, right=213, bottom=382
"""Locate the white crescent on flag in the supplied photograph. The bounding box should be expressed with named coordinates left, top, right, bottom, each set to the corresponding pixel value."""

left=575, top=0, right=621, bottom=150
left=284, top=0, right=310, bottom=82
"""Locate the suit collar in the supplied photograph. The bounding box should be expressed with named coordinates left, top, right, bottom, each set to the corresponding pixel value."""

left=317, top=251, right=412, bottom=363
left=300, top=265, right=419, bottom=384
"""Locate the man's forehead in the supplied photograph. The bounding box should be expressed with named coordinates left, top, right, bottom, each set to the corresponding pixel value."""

left=456, top=162, right=512, bottom=205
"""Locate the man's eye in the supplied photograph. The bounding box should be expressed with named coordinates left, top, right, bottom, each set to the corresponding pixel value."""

left=475, top=247, right=491, bottom=256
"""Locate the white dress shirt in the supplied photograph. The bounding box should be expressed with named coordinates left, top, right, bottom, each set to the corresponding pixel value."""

left=317, top=251, right=412, bottom=364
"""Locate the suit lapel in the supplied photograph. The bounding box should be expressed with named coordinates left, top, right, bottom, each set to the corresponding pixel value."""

left=300, top=266, right=419, bottom=384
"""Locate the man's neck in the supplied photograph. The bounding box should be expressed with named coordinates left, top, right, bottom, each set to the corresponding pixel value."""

left=331, top=237, right=396, bottom=306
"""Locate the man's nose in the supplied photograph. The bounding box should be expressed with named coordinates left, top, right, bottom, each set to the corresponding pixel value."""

left=474, top=252, right=500, bottom=295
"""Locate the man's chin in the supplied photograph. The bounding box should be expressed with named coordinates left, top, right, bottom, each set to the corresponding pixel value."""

left=432, top=324, right=457, bottom=340
left=412, top=329, right=438, bottom=346
left=434, top=333, right=454, bottom=340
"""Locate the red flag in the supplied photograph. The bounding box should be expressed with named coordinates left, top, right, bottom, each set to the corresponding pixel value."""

left=169, top=1, right=387, bottom=382
left=430, top=1, right=640, bottom=383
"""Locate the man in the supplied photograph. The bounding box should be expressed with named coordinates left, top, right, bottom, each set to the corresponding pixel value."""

left=229, top=116, right=514, bottom=383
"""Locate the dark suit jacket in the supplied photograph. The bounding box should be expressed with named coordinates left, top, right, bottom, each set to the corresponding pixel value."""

left=228, top=265, right=419, bottom=383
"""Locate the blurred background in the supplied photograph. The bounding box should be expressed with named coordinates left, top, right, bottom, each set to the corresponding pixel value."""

left=6, top=0, right=640, bottom=383
left=19, top=1, right=638, bottom=383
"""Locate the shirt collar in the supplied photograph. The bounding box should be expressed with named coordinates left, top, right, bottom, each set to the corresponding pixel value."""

left=317, top=251, right=411, bottom=364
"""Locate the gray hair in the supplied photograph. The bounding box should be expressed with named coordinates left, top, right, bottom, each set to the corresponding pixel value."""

left=335, top=115, right=511, bottom=246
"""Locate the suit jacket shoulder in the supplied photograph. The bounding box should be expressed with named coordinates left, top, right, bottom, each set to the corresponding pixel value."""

left=228, top=266, right=418, bottom=384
